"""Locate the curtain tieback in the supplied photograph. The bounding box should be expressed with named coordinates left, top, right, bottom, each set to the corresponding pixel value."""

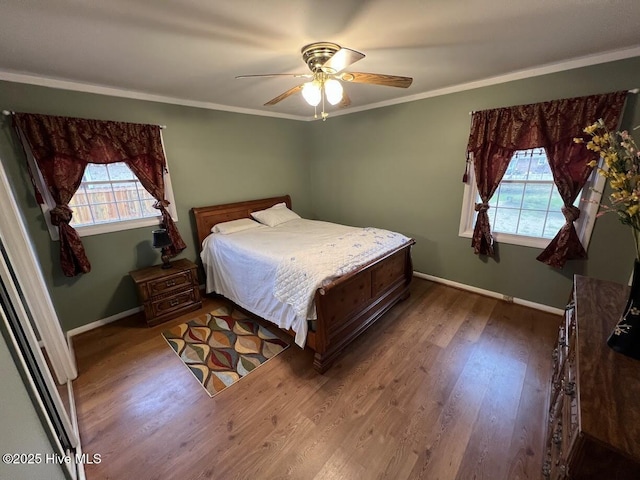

left=50, top=205, right=73, bottom=225
left=475, top=202, right=490, bottom=213
left=153, top=199, right=170, bottom=209
left=562, top=205, right=580, bottom=223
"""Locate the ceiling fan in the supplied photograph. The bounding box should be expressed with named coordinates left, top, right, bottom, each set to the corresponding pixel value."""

left=236, top=42, right=413, bottom=119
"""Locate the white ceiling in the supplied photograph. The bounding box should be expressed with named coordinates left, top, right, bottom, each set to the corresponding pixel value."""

left=1, top=0, right=639, bottom=121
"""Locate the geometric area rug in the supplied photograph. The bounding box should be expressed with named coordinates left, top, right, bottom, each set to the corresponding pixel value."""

left=161, top=305, right=289, bottom=397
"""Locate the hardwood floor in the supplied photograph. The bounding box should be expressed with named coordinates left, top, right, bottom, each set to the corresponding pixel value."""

left=72, top=278, right=561, bottom=480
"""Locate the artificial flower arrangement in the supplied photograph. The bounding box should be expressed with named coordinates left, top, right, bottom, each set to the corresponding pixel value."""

left=576, top=119, right=640, bottom=257
left=577, top=119, right=640, bottom=359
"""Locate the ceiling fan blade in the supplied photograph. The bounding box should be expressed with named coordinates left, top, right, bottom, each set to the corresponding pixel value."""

left=236, top=73, right=312, bottom=79
left=339, top=92, right=352, bottom=108
left=339, top=72, right=413, bottom=88
left=264, top=85, right=303, bottom=106
left=320, top=47, right=365, bottom=74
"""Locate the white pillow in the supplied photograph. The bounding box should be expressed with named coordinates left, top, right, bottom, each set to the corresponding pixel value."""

left=211, top=218, right=262, bottom=234
left=251, top=203, right=301, bottom=227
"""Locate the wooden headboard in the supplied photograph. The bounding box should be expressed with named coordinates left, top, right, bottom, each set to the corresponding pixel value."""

left=191, top=195, right=291, bottom=248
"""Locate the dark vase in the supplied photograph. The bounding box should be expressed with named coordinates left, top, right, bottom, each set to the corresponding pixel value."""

left=607, top=259, right=640, bottom=360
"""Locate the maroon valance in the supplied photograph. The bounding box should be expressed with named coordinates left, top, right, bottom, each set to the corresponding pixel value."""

left=13, top=113, right=186, bottom=277
left=466, top=91, right=627, bottom=268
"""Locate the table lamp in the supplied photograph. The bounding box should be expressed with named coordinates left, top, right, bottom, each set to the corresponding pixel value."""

left=152, top=228, right=173, bottom=269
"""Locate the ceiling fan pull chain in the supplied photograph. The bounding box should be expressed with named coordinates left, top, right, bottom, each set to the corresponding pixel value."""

left=321, top=87, right=328, bottom=121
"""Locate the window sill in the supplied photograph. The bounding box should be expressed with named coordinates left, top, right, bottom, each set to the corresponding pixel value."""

left=73, top=216, right=168, bottom=238
left=46, top=215, right=178, bottom=241
left=459, top=229, right=552, bottom=250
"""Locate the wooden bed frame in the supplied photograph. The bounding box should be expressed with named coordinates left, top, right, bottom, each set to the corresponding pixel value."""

left=192, top=195, right=415, bottom=373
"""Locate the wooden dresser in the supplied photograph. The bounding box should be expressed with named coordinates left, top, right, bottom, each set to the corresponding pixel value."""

left=130, top=258, right=202, bottom=327
left=544, top=275, right=640, bottom=479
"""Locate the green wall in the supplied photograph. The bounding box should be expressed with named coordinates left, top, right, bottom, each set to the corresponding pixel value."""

left=307, top=57, right=640, bottom=309
left=0, top=81, right=312, bottom=331
left=0, top=56, right=638, bottom=331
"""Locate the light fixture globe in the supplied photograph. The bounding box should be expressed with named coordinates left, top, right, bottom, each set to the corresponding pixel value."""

left=302, top=81, right=321, bottom=106
left=324, top=79, right=343, bottom=105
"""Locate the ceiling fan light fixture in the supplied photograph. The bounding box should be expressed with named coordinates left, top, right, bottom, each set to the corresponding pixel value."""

left=302, top=81, right=321, bottom=106
left=324, top=79, right=343, bottom=106
left=241, top=41, right=413, bottom=118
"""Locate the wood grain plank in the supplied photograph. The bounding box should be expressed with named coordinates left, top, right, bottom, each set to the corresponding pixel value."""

left=506, top=304, right=559, bottom=480
left=454, top=327, right=528, bottom=479
left=72, top=278, right=561, bottom=480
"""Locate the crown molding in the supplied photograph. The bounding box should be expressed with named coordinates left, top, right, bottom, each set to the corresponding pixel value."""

left=329, top=45, right=640, bottom=118
left=0, top=70, right=309, bottom=121
left=1, top=45, right=639, bottom=122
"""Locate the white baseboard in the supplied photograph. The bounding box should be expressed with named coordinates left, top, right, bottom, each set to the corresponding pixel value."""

left=65, top=278, right=561, bottom=339
left=66, top=306, right=143, bottom=338
left=65, top=283, right=206, bottom=338
left=413, top=271, right=564, bottom=316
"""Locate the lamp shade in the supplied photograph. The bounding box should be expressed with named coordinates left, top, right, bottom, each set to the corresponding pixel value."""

left=324, top=79, right=343, bottom=105
left=152, top=228, right=172, bottom=249
left=302, top=81, right=321, bottom=106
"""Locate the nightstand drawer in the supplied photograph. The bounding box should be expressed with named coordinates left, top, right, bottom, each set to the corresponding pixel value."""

left=130, top=258, right=202, bottom=326
left=148, top=270, right=194, bottom=296
left=150, top=289, right=198, bottom=318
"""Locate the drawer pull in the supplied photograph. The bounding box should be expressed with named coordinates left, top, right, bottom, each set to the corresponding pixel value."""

left=166, top=280, right=176, bottom=287
left=169, top=299, right=179, bottom=307
left=542, top=456, right=551, bottom=478
left=564, top=381, right=575, bottom=397
left=552, top=423, right=563, bottom=445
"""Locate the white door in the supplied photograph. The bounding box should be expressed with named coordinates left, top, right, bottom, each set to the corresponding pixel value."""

left=0, top=156, right=83, bottom=479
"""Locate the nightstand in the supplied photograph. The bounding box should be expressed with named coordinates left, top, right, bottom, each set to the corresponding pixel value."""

left=130, top=258, right=202, bottom=327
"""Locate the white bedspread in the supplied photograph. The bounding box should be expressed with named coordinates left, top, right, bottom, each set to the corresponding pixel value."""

left=201, top=218, right=410, bottom=348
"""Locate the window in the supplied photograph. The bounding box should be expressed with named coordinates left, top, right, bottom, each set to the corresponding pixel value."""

left=485, top=148, right=565, bottom=239
left=69, top=164, right=158, bottom=227
left=26, top=155, right=178, bottom=240
left=459, top=148, right=605, bottom=249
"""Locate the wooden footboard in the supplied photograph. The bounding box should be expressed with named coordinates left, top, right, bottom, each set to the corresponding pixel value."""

left=310, top=240, right=414, bottom=372
left=191, top=195, right=415, bottom=373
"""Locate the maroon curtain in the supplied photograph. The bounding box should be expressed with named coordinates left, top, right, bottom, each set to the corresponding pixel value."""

left=466, top=91, right=627, bottom=267
left=13, top=113, right=186, bottom=277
